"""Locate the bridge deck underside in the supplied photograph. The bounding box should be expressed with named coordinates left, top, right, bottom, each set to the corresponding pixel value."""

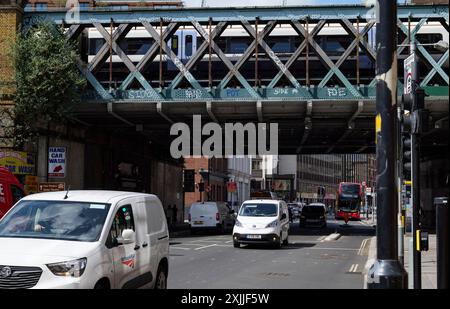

left=75, top=98, right=448, bottom=154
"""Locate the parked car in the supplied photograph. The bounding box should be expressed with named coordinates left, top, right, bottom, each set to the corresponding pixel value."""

left=189, top=201, right=235, bottom=234
left=0, top=167, right=26, bottom=219
left=299, top=203, right=327, bottom=228
left=232, top=199, right=289, bottom=248
left=0, top=190, right=169, bottom=289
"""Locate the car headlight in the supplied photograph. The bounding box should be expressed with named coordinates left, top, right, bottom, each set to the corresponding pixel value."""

left=47, top=258, right=87, bottom=278
left=235, top=220, right=243, bottom=227
left=266, top=220, right=278, bottom=228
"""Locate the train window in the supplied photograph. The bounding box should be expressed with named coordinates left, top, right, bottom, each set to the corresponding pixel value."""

left=185, top=35, right=193, bottom=57
left=267, top=37, right=291, bottom=53
left=126, top=39, right=152, bottom=55
left=171, top=35, right=179, bottom=54
left=229, top=38, right=251, bottom=53
left=89, top=38, right=105, bottom=54
left=416, top=33, right=443, bottom=52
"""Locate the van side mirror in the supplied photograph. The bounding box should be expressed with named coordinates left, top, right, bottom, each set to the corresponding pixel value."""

left=281, top=213, right=286, bottom=220
left=117, top=229, right=135, bottom=245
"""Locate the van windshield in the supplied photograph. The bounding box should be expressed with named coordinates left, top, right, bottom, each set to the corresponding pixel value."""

left=0, top=200, right=111, bottom=242
left=239, top=203, right=277, bottom=217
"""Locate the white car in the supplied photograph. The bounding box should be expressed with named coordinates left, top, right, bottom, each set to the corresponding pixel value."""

left=189, top=201, right=235, bottom=234
left=0, top=190, right=169, bottom=289
left=232, top=199, right=289, bottom=248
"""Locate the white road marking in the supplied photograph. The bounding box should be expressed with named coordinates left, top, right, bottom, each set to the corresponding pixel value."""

left=358, top=238, right=370, bottom=255
left=170, top=247, right=191, bottom=250
left=348, top=264, right=359, bottom=272
left=225, top=240, right=233, bottom=243
left=195, top=244, right=217, bottom=250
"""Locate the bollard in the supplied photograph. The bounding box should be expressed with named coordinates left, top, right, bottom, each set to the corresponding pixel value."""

left=435, top=197, right=449, bottom=289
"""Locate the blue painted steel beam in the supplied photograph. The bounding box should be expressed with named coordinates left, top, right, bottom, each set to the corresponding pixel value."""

left=23, top=5, right=449, bottom=26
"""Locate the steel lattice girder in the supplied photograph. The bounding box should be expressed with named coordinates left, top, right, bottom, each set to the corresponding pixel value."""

left=23, top=5, right=449, bottom=103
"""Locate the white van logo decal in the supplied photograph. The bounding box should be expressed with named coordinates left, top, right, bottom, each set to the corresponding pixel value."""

left=0, top=266, right=12, bottom=278
left=121, top=254, right=135, bottom=268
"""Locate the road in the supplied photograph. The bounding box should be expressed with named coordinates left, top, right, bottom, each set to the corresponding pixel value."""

left=168, top=216, right=375, bottom=289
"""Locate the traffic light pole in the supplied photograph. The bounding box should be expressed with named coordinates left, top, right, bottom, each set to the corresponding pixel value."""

left=411, top=122, right=421, bottom=289
left=367, top=0, right=407, bottom=288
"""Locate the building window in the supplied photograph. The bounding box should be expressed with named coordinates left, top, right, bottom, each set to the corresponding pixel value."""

left=35, top=3, right=48, bottom=11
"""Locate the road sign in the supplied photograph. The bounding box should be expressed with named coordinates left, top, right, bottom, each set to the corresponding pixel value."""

left=404, top=53, right=416, bottom=94
left=362, top=181, right=366, bottom=187
left=366, top=187, right=372, bottom=194
left=38, top=182, right=65, bottom=192
left=227, top=181, right=237, bottom=193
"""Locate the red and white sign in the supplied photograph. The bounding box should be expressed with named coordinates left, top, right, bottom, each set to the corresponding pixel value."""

left=48, top=147, right=66, bottom=178
left=362, top=181, right=366, bottom=187
left=227, top=182, right=237, bottom=193
left=366, top=187, right=372, bottom=193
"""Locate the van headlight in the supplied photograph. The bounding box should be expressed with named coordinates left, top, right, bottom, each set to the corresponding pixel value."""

left=266, top=220, right=278, bottom=228
left=235, top=220, right=243, bottom=227
left=47, top=258, right=87, bottom=278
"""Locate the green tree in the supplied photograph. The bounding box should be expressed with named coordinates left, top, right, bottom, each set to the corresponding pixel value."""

left=10, top=22, right=86, bottom=146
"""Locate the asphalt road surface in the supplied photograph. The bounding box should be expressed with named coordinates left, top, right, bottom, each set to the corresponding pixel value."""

left=168, top=216, right=375, bottom=289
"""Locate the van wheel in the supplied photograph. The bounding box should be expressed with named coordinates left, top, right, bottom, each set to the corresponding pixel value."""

left=274, top=233, right=282, bottom=249
left=94, top=279, right=110, bottom=289
left=283, top=234, right=289, bottom=245
left=217, top=223, right=225, bottom=235
left=154, top=265, right=167, bottom=289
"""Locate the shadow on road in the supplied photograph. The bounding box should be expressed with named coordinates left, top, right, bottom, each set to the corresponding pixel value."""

left=239, top=242, right=316, bottom=250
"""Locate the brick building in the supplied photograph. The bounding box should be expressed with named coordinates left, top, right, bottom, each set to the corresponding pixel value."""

left=183, top=157, right=228, bottom=217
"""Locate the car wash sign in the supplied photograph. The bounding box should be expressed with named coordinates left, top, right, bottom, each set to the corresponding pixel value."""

left=48, top=147, right=66, bottom=178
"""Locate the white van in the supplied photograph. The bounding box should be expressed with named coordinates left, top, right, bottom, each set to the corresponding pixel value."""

left=0, top=190, right=169, bottom=289
left=232, top=199, right=289, bottom=248
left=189, top=201, right=235, bottom=234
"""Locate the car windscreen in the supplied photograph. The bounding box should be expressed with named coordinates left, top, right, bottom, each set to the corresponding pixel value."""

left=302, top=206, right=324, bottom=214
left=239, top=203, right=277, bottom=217
left=0, top=200, right=111, bottom=242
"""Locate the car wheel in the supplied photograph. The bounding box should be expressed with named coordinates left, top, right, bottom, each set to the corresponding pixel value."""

left=154, top=265, right=167, bottom=289
left=233, top=241, right=240, bottom=248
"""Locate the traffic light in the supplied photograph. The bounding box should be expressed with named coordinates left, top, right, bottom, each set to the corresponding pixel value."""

left=402, top=134, right=412, bottom=181
left=183, top=169, right=195, bottom=192
left=402, top=88, right=429, bottom=134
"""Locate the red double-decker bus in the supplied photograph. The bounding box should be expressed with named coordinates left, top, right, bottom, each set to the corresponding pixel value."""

left=335, top=182, right=363, bottom=221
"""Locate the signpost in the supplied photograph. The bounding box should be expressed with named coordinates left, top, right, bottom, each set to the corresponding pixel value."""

left=38, top=182, right=65, bottom=192
left=48, top=147, right=66, bottom=178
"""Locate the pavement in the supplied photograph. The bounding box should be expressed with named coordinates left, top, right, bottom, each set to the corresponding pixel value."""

left=362, top=218, right=438, bottom=289
left=168, top=216, right=375, bottom=289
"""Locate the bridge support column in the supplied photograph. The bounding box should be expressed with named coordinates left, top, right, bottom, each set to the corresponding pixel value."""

left=367, top=0, right=407, bottom=289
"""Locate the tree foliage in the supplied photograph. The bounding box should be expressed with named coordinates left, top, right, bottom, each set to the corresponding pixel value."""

left=10, top=22, right=86, bottom=146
